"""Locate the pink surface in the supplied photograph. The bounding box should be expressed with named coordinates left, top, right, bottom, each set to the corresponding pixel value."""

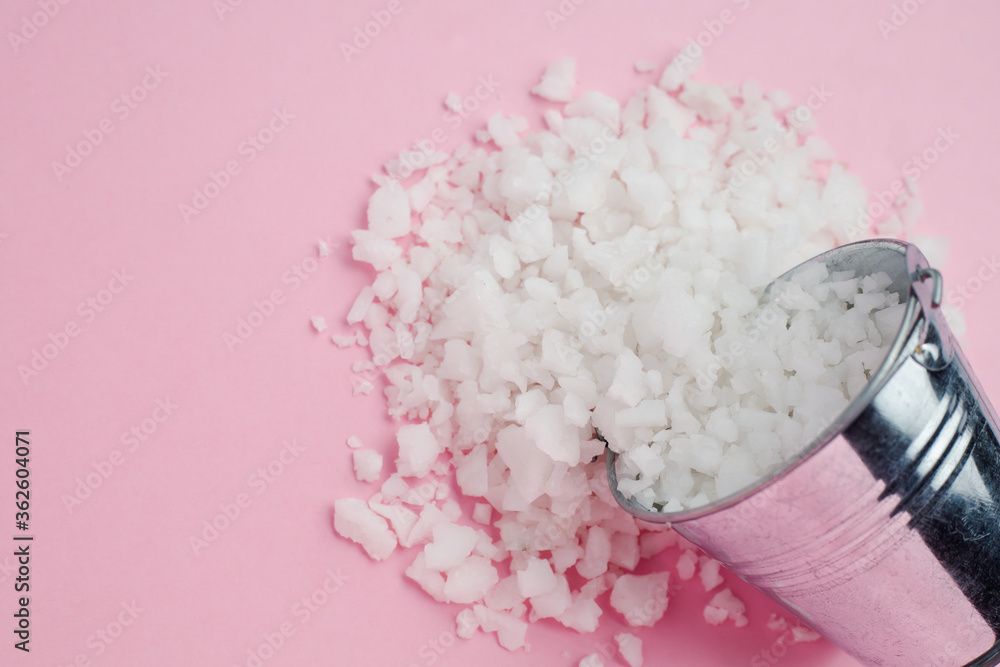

left=2, top=1, right=998, bottom=665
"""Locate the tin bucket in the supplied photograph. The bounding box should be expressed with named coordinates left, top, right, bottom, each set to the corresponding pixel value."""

left=607, top=239, right=1000, bottom=667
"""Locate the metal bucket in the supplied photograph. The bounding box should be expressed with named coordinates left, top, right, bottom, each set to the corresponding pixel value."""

left=607, top=239, right=1000, bottom=667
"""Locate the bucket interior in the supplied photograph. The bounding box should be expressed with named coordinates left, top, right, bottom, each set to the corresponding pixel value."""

left=608, top=239, right=925, bottom=523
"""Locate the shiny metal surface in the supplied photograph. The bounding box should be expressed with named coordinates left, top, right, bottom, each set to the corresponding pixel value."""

left=607, top=239, right=1000, bottom=667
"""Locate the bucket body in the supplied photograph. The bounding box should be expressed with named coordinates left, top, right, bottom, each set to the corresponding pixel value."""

left=608, top=240, right=1000, bottom=667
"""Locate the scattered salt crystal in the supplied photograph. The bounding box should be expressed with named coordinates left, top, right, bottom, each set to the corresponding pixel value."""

left=634, top=60, right=655, bottom=73
left=530, top=58, right=576, bottom=102
left=395, top=423, right=442, bottom=478
left=609, top=531, right=640, bottom=570
left=456, top=608, right=478, bottom=639
left=529, top=574, right=572, bottom=619
left=485, top=575, right=526, bottom=611
left=576, top=526, right=612, bottom=579
left=401, top=503, right=449, bottom=548
left=333, top=498, right=397, bottom=560
left=556, top=593, right=602, bottom=633
left=401, top=481, right=437, bottom=507
left=369, top=501, right=418, bottom=544
left=440, top=498, right=463, bottom=521
left=676, top=550, right=698, bottom=580
left=443, top=556, right=499, bottom=604
left=456, top=444, right=488, bottom=496
left=579, top=654, right=604, bottom=667
left=474, top=605, right=528, bottom=650
left=659, top=48, right=702, bottom=91
left=346, top=286, right=375, bottom=324
left=639, top=530, right=678, bottom=558
left=767, top=613, right=788, bottom=632
left=767, top=89, right=793, bottom=110
left=353, top=449, right=383, bottom=483
left=424, top=523, right=481, bottom=571
left=610, top=573, right=669, bottom=627
left=516, top=557, right=559, bottom=597
left=699, top=557, right=724, bottom=591
left=444, top=92, right=463, bottom=113
left=615, top=632, right=644, bottom=667
left=405, top=552, right=447, bottom=601
left=703, top=604, right=728, bottom=626
left=472, top=502, right=492, bottom=525
left=332, top=333, right=356, bottom=348
left=367, top=184, right=411, bottom=239
left=791, top=626, right=822, bottom=643
left=346, top=435, right=363, bottom=449
left=379, top=473, right=408, bottom=500
left=311, top=316, right=327, bottom=332
left=703, top=589, right=748, bottom=627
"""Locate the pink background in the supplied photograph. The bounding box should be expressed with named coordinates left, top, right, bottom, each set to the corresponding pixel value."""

left=2, top=0, right=998, bottom=665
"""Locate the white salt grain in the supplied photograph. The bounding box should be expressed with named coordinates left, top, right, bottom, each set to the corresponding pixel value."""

left=346, top=286, right=375, bottom=324
left=767, top=613, right=788, bottom=632
left=367, top=184, right=411, bottom=239
left=395, top=424, right=442, bottom=478
left=615, top=632, right=644, bottom=667
left=472, top=502, right=492, bottom=525
left=676, top=549, right=698, bottom=580
left=444, top=92, right=463, bottom=113
left=424, top=523, right=481, bottom=571
left=456, top=608, right=478, bottom=639
left=610, top=573, right=669, bottom=627
left=516, top=557, right=559, bottom=597
left=353, top=449, right=383, bottom=483
left=659, top=48, right=702, bottom=91
left=703, top=588, right=748, bottom=627
left=792, top=626, right=822, bottom=643
left=369, top=501, right=418, bottom=545
left=531, top=58, right=576, bottom=102
left=474, top=605, right=528, bottom=650
left=333, top=498, right=397, bottom=560
left=332, top=333, right=356, bottom=348
left=405, top=552, right=447, bottom=601
left=699, top=557, right=724, bottom=592
left=443, top=556, right=499, bottom=604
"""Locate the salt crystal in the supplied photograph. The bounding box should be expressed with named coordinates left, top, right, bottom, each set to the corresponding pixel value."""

left=353, top=449, right=383, bottom=483
left=396, top=423, right=442, bottom=478
left=333, top=498, right=397, bottom=560
left=609, top=573, right=669, bottom=627
left=530, top=58, right=576, bottom=102
left=615, top=632, right=644, bottom=667
left=791, top=626, right=822, bottom=643
left=444, top=92, right=463, bottom=113
left=332, top=333, right=356, bottom=347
